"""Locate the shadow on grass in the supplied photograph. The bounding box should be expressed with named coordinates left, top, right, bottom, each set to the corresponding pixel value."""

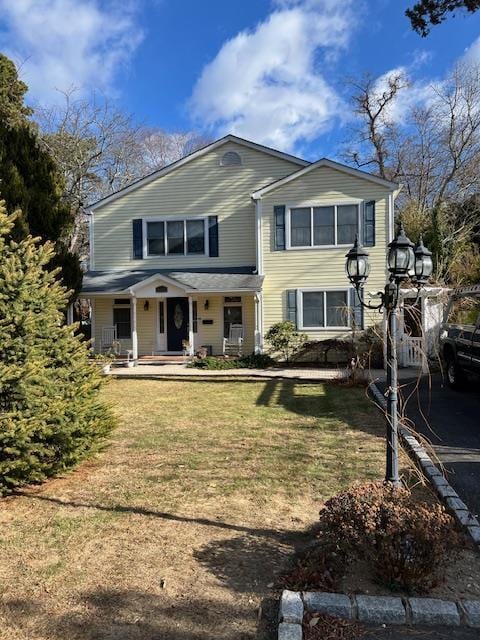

left=1, top=588, right=271, bottom=640
left=14, top=491, right=297, bottom=542
left=256, top=379, right=383, bottom=439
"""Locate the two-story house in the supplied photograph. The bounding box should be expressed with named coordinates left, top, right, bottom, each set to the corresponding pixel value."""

left=82, top=135, right=399, bottom=359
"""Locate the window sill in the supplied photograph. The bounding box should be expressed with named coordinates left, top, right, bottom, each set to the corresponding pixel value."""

left=286, top=244, right=353, bottom=251
left=299, top=326, right=352, bottom=331
left=143, top=253, right=208, bottom=259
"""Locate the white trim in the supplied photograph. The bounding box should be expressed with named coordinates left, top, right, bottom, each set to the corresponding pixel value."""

left=286, top=203, right=361, bottom=251
left=255, top=199, right=264, bottom=275
left=188, top=296, right=194, bottom=355
left=128, top=273, right=189, bottom=294
left=89, top=135, right=308, bottom=212
left=84, top=286, right=262, bottom=296
left=88, top=212, right=94, bottom=270
left=90, top=297, right=96, bottom=350
left=156, top=299, right=167, bottom=352
left=142, top=216, right=209, bottom=259
left=130, top=295, right=138, bottom=360
left=251, top=158, right=399, bottom=199
left=297, top=287, right=352, bottom=331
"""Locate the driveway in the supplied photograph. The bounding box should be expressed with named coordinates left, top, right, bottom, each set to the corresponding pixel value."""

left=387, top=372, right=480, bottom=516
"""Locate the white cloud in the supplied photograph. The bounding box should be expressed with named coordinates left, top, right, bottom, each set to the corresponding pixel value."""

left=462, top=35, right=480, bottom=65
left=0, top=0, right=143, bottom=103
left=189, top=0, right=357, bottom=153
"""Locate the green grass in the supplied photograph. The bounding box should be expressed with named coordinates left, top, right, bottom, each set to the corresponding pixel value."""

left=0, top=378, right=388, bottom=640
left=101, top=378, right=386, bottom=504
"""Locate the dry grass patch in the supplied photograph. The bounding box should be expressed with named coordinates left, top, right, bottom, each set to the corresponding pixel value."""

left=0, top=378, right=386, bottom=640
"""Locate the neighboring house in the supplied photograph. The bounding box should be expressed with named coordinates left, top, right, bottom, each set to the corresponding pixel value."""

left=81, top=135, right=399, bottom=359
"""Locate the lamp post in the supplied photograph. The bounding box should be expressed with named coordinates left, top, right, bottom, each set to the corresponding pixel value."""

left=345, top=226, right=433, bottom=486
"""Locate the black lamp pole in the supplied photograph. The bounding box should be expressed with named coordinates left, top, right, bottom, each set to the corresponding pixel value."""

left=345, top=227, right=433, bottom=486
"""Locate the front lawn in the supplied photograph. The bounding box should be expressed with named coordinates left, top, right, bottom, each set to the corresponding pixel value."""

left=0, top=378, right=386, bottom=640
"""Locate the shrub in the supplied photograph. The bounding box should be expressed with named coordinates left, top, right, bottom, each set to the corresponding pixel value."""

left=264, top=321, right=307, bottom=363
left=0, top=200, right=114, bottom=494
left=190, top=356, right=239, bottom=370
left=190, top=353, right=274, bottom=370
left=318, top=481, right=456, bottom=592
left=237, top=353, right=274, bottom=368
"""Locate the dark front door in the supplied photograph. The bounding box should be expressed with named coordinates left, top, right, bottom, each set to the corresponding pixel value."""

left=167, top=297, right=189, bottom=351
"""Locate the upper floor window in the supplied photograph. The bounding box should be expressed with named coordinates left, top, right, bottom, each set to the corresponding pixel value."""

left=145, top=218, right=207, bottom=257
left=287, top=204, right=359, bottom=249
left=220, top=151, right=242, bottom=166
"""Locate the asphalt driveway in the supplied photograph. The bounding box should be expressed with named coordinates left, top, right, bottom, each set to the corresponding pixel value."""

left=392, top=372, right=480, bottom=516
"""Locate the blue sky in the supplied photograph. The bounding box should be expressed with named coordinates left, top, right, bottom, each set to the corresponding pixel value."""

left=1, top=0, right=479, bottom=160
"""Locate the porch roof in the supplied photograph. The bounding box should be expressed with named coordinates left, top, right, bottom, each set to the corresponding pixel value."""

left=81, top=266, right=263, bottom=295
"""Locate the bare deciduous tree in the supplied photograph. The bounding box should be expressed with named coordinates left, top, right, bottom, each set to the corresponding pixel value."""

left=35, top=89, right=209, bottom=260
left=346, top=72, right=408, bottom=179
left=347, top=63, right=480, bottom=284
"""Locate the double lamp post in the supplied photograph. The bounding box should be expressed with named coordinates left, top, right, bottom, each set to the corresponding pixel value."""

left=344, top=226, right=433, bottom=487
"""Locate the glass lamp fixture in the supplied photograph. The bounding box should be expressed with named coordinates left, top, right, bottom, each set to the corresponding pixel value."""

left=414, top=235, right=433, bottom=284
left=345, top=236, right=371, bottom=286
left=387, top=225, right=415, bottom=280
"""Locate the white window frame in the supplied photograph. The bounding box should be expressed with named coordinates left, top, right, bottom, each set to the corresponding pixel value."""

left=286, top=201, right=363, bottom=250
left=297, top=287, right=352, bottom=331
left=143, top=216, right=209, bottom=258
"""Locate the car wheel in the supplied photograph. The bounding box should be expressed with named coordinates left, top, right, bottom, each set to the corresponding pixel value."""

left=446, top=357, right=464, bottom=390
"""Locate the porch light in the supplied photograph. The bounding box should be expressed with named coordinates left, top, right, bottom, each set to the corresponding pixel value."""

left=143, top=300, right=149, bottom=311
left=387, top=224, right=415, bottom=280
left=414, top=235, right=433, bottom=285
left=204, top=299, right=209, bottom=310
left=345, top=236, right=370, bottom=286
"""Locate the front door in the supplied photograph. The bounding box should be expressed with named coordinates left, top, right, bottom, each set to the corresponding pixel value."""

left=167, top=297, right=189, bottom=351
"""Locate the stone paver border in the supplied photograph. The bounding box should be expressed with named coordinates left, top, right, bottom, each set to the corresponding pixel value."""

left=368, top=381, right=480, bottom=550
left=278, top=590, right=480, bottom=638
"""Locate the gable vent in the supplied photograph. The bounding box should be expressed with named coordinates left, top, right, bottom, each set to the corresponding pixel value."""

left=220, top=151, right=242, bottom=167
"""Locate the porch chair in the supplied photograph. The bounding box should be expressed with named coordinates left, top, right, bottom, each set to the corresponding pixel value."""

left=101, top=325, right=120, bottom=355
left=223, top=324, right=244, bottom=357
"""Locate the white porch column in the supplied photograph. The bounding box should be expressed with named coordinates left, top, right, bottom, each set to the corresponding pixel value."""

left=131, top=294, right=138, bottom=362
left=188, top=296, right=194, bottom=356
left=254, top=292, right=264, bottom=354
left=67, top=302, right=74, bottom=325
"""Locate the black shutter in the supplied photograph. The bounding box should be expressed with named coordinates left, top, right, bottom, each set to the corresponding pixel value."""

left=132, top=219, right=143, bottom=259
left=286, top=290, right=298, bottom=327
left=274, top=205, right=286, bottom=250
left=350, top=288, right=364, bottom=330
left=208, top=216, right=219, bottom=257
left=363, top=200, right=376, bottom=247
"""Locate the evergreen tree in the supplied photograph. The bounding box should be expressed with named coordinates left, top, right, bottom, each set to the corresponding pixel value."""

left=0, top=53, right=82, bottom=296
left=0, top=199, right=114, bottom=493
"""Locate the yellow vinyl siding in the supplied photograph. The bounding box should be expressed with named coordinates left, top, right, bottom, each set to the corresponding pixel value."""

left=261, top=165, right=390, bottom=340
left=92, top=142, right=300, bottom=271
left=193, top=295, right=255, bottom=355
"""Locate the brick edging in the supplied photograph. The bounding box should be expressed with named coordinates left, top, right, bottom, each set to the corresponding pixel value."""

left=278, top=590, right=480, bottom=638
left=368, top=381, right=480, bottom=549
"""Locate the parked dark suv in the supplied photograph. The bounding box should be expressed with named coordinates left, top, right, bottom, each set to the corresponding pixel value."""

left=441, top=286, right=480, bottom=389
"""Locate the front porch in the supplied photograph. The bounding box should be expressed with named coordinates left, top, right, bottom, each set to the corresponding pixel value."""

left=79, top=268, right=264, bottom=361
left=91, top=292, right=258, bottom=359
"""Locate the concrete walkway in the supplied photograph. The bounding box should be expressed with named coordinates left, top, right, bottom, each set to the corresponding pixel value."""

left=109, top=363, right=419, bottom=382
